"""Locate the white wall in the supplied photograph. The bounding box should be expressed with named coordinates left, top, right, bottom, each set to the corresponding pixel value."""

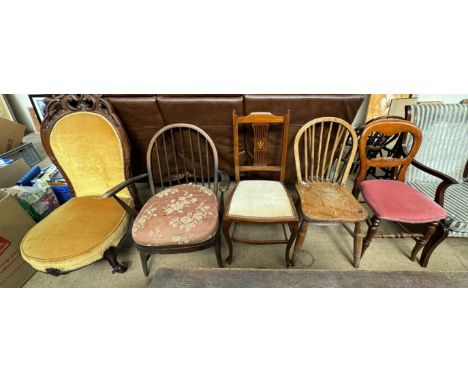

left=414, top=94, right=468, bottom=103
left=5, top=94, right=35, bottom=134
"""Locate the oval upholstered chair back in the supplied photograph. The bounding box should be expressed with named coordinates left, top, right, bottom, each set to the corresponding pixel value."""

left=41, top=95, right=135, bottom=202
left=407, top=103, right=468, bottom=183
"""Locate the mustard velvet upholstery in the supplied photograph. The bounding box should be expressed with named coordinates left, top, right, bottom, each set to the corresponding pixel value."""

left=50, top=112, right=130, bottom=199
left=21, top=111, right=134, bottom=273
left=21, top=196, right=130, bottom=273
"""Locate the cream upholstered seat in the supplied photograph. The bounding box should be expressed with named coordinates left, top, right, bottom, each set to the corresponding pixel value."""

left=227, top=180, right=295, bottom=219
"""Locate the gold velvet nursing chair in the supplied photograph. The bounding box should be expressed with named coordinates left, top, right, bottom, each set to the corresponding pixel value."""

left=20, top=94, right=139, bottom=275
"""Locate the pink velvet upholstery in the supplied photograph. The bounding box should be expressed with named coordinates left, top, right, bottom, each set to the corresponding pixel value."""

left=132, top=184, right=218, bottom=246
left=360, top=180, right=447, bottom=223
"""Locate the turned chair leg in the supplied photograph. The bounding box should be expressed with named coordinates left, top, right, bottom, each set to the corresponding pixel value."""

left=362, top=216, right=381, bottom=256
left=140, top=253, right=149, bottom=277
left=285, top=222, right=299, bottom=268
left=103, top=246, right=128, bottom=274
left=353, top=221, right=364, bottom=268
left=223, top=220, right=234, bottom=265
left=290, top=220, right=309, bottom=267
left=420, top=221, right=449, bottom=267
left=410, top=221, right=438, bottom=262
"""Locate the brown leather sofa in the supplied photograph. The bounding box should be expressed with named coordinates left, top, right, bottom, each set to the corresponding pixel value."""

left=104, top=94, right=365, bottom=183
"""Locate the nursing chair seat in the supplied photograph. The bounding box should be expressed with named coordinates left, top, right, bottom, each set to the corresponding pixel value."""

left=21, top=196, right=130, bottom=274
left=132, top=183, right=218, bottom=246
left=226, top=180, right=295, bottom=219
left=360, top=180, right=447, bottom=224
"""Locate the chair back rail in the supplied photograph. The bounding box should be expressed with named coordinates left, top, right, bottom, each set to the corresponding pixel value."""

left=353, top=118, right=422, bottom=195
left=233, top=111, right=290, bottom=183
left=147, top=123, right=219, bottom=195
left=294, top=117, right=358, bottom=186
left=406, top=104, right=468, bottom=183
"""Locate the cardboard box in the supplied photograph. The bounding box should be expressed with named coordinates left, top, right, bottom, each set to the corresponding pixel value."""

left=0, top=158, right=30, bottom=188
left=0, top=190, right=36, bottom=287
left=0, top=117, right=25, bottom=155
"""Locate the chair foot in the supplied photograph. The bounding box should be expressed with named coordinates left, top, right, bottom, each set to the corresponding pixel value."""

left=362, top=216, right=380, bottom=257
left=353, top=221, right=364, bottom=268
left=290, top=221, right=308, bottom=267
left=420, top=221, right=449, bottom=267
left=104, top=247, right=127, bottom=274
left=215, top=229, right=224, bottom=268
left=411, top=221, right=438, bottom=262
left=222, top=220, right=233, bottom=265
left=140, top=253, right=149, bottom=277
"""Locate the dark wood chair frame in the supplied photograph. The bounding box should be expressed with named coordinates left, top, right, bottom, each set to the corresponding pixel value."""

left=104, top=123, right=230, bottom=276
left=352, top=118, right=443, bottom=266
left=222, top=111, right=299, bottom=267
left=41, top=94, right=140, bottom=275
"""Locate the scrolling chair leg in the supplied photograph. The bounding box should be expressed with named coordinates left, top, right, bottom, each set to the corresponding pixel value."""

left=223, top=220, right=234, bottom=265
left=214, top=227, right=224, bottom=268
left=410, top=221, right=438, bottom=262
left=419, top=221, right=449, bottom=268
left=285, top=222, right=299, bottom=268
left=103, top=246, right=128, bottom=274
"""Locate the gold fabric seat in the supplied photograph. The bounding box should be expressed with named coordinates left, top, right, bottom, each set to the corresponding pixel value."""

left=20, top=95, right=137, bottom=275
left=21, top=197, right=130, bottom=273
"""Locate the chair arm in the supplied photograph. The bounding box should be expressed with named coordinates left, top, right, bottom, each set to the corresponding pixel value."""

left=217, top=170, right=230, bottom=193
left=410, top=159, right=458, bottom=207
left=101, top=173, right=149, bottom=198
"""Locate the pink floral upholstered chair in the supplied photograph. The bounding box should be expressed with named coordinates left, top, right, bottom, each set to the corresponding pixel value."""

left=128, top=124, right=229, bottom=276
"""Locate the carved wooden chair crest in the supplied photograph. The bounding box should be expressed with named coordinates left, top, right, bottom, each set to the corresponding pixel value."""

left=352, top=118, right=448, bottom=265
left=291, top=117, right=368, bottom=267
left=129, top=123, right=230, bottom=276
left=21, top=94, right=138, bottom=275
left=223, top=111, right=299, bottom=267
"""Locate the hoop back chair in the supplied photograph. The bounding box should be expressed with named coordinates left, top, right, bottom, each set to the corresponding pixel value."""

left=223, top=111, right=299, bottom=267
left=130, top=124, right=230, bottom=276
left=352, top=118, right=447, bottom=266
left=21, top=94, right=138, bottom=275
left=291, top=117, right=368, bottom=267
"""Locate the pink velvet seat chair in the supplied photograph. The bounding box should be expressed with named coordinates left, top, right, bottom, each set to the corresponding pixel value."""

left=352, top=118, right=447, bottom=265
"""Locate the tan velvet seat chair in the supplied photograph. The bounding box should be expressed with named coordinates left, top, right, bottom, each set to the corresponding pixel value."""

left=20, top=94, right=140, bottom=275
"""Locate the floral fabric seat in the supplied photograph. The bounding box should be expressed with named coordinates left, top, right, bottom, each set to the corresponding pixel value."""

left=132, top=183, right=219, bottom=246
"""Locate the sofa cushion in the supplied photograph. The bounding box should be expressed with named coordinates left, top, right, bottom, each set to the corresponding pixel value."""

left=132, top=183, right=218, bottom=246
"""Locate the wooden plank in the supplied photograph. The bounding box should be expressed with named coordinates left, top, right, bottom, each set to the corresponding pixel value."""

left=150, top=268, right=468, bottom=288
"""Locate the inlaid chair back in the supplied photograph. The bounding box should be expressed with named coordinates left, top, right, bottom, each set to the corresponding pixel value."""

left=406, top=104, right=468, bottom=183
left=41, top=94, right=135, bottom=202
left=232, top=111, right=290, bottom=183
left=355, top=118, right=423, bottom=191
left=147, top=123, right=219, bottom=195
left=294, top=117, right=358, bottom=186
